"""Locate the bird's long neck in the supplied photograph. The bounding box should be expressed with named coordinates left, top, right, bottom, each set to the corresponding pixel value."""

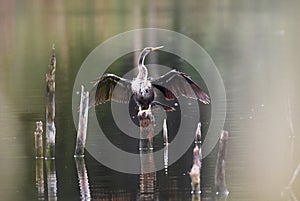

left=137, top=52, right=148, bottom=80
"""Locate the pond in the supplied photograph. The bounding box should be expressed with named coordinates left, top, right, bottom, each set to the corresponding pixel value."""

left=0, top=0, right=300, bottom=200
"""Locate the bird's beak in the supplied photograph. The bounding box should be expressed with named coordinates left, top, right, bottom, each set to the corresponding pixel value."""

left=151, top=46, right=164, bottom=51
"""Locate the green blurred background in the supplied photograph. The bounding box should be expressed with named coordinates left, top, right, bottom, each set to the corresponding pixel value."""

left=0, top=0, right=299, bottom=200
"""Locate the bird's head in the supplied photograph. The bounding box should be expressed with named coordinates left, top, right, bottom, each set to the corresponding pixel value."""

left=137, top=46, right=164, bottom=78
left=139, top=46, right=164, bottom=62
left=143, top=46, right=164, bottom=53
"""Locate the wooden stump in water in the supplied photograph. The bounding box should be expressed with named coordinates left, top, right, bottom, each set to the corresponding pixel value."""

left=34, top=121, right=44, bottom=158
left=190, top=145, right=201, bottom=194
left=138, top=109, right=154, bottom=150
left=45, top=45, right=56, bottom=159
left=190, top=122, right=203, bottom=194
left=195, top=122, right=203, bottom=162
left=74, top=85, right=89, bottom=157
left=215, top=130, right=229, bottom=195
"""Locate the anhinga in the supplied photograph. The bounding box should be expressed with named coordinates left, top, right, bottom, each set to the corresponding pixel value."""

left=89, top=46, right=210, bottom=111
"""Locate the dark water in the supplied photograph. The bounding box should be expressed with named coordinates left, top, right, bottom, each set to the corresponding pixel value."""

left=1, top=0, right=300, bottom=200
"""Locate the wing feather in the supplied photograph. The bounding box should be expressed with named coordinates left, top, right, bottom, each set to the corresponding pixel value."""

left=89, top=74, right=132, bottom=107
left=151, top=70, right=210, bottom=104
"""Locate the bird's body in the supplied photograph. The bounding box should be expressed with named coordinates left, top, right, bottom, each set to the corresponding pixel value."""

left=131, top=78, right=154, bottom=110
left=89, top=46, right=210, bottom=112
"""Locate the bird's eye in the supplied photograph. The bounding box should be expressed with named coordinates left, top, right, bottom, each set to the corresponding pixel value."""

left=145, top=89, right=149, bottom=93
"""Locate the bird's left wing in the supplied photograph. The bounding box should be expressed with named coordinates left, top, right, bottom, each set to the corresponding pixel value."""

left=89, top=73, right=132, bottom=107
left=151, top=70, right=210, bottom=104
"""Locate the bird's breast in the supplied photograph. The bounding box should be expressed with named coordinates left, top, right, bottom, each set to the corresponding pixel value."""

left=131, top=79, right=151, bottom=93
left=132, top=82, right=155, bottom=109
left=131, top=78, right=142, bottom=93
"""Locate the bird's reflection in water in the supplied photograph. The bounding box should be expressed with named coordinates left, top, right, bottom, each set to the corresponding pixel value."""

left=138, top=150, right=158, bottom=201
left=75, top=157, right=91, bottom=200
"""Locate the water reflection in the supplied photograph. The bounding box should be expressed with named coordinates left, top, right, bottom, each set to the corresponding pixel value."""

left=35, top=158, right=45, bottom=200
left=192, top=194, right=201, bottom=201
left=163, top=145, right=168, bottom=175
left=282, top=189, right=298, bottom=201
left=45, top=160, right=57, bottom=201
left=138, top=150, right=158, bottom=201
left=196, top=193, right=228, bottom=201
left=214, top=131, right=229, bottom=195
left=75, top=157, right=91, bottom=200
left=215, top=194, right=228, bottom=201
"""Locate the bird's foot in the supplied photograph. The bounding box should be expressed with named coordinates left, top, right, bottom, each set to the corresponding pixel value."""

left=137, top=106, right=152, bottom=119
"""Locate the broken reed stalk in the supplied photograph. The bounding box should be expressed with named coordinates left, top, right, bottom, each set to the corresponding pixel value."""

left=190, top=122, right=203, bottom=194
left=45, top=45, right=56, bottom=159
left=163, top=119, right=168, bottom=145
left=195, top=122, right=202, bottom=162
left=215, top=130, right=229, bottom=195
left=163, top=119, right=169, bottom=173
left=138, top=109, right=154, bottom=150
left=74, top=85, right=89, bottom=157
left=34, top=121, right=44, bottom=158
left=195, top=122, right=202, bottom=144
left=286, top=97, right=295, bottom=164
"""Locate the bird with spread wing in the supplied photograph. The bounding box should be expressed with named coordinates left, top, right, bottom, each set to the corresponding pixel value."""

left=89, top=46, right=210, bottom=112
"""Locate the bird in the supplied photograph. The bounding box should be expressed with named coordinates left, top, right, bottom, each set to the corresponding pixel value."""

left=89, top=46, right=210, bottom=112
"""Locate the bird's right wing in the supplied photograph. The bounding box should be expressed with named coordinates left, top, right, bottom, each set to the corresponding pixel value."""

left=89, top=74, right=132, bottom=107
left=151, top=70, right=210, bottom=104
